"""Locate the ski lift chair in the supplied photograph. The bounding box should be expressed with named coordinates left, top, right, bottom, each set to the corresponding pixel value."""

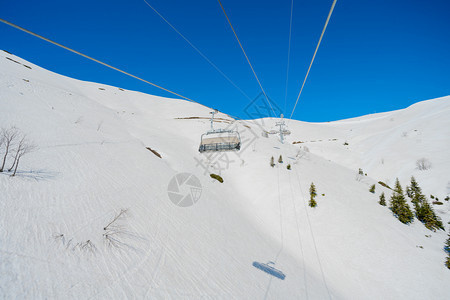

left=198, top=129, right=241, bottom=153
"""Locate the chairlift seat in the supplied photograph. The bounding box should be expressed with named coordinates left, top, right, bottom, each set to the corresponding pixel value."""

left=199, top=130, right=241, bottom=153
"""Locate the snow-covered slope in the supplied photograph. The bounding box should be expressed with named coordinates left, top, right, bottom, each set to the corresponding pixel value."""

left=1, top=50, right=449, bottom=299
left=287, top=97, right=450, bottom=197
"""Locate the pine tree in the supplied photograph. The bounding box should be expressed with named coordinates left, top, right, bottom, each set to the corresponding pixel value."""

left=389, top=178, right=414, bottom=224
left=286, top=164, right=291, bottom=170
left=408, top=176, right=424, bottom=216
left=309, top=182, right=317, bottom=207
left=379, top=192, right=386, bottom=206
left=407, top=177, right=443, bottom=231
left=407, top=177, right=422, bottom=203
left=356, top=168, right=364, bottom=181
left=358, top=168, right=364, bottom=176
left=369, top=184, right=376, bottom=193
left=270, top=156, right=275, bottom=167
left=446, top=234, right=450, bottom=269
left=445, top=234, right=450, bottom=253
left=278, top=155, right=283, bottom=163
left=420, top=201, right=444, bottom=231
left=406, top=177, right=420, bottom=198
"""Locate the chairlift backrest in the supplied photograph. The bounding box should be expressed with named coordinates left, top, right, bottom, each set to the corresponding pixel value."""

left=199, top=111, right=241, bottom=153
left=199, top=129, right=241, bottom=153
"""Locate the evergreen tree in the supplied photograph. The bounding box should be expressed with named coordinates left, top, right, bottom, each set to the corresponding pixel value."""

left=286, top=164, right=291, bottom=170
left=309, top=182, right=317, bottom=207
left=369, top=184, right=376, bottom=193
left=270, top=156, right=275, bottom=167
left=278, top=155, right=283, bottom=163
left=408, top=176, right=424, bottom=216
left=407, top=177, right=422, bottom=204
left=406, top=177, right=420, bottom=198
left=407, top=177, right=443, bottom=231
left=356, top=168, right=364, bottom=181
left=446, top=234, right=450, bottom=269
left=445, top=234, right=450, bottom=253
left=419, top=201, right=444, bottom=231
left=389, top=178, right=414, bottom=224
left=379, top=192, right=386, bottom=206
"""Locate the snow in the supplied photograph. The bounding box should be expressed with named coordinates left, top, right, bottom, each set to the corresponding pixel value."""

left=1, top=50, right=449, bottom=299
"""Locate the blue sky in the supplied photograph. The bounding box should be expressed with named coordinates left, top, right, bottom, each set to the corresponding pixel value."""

left=1, top=0, right=449, bottom=122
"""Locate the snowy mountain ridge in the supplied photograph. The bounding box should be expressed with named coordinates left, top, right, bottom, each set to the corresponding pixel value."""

left=1, top=50, right=450, bottom=299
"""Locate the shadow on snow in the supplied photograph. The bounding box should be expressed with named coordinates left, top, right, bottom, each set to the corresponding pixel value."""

left=0, top=169, right=59, bottom=181
left=252, top=261, right=286, bottom=280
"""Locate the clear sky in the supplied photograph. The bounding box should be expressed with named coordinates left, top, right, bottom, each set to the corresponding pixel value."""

left=1, top=0, right=449, bottom=122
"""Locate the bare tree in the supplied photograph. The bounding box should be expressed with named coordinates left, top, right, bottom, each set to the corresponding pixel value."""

left=97, top=120, right=103, bottom=131
left=10, top=136, right=35, bottom=176
left=416, top=158, right=432, bottom=170
left=103, top=208, right=128, bottom=231
left=0, top=134, right=4, bottom=161
left=8, top=136, right=22, bottom=172
left=103, top=209, right=131, bottom=249
left=0, top=127, right=19, bottom=172
left=9, top=135, right=28, bottom=171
